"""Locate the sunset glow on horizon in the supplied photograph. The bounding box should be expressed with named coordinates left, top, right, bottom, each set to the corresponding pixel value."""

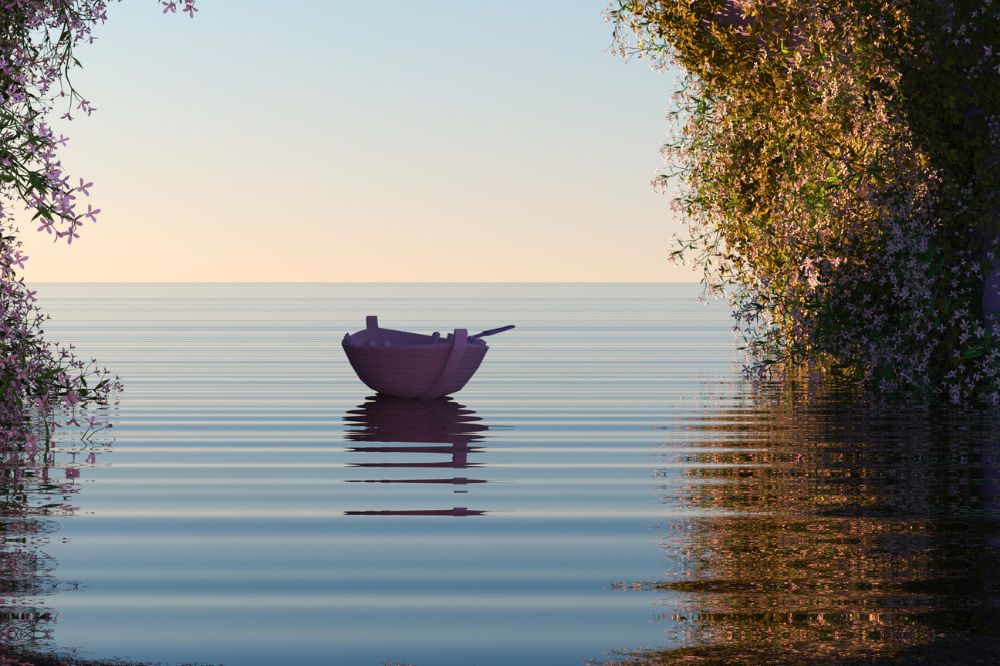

left=18, top=0, right=695, bottom=283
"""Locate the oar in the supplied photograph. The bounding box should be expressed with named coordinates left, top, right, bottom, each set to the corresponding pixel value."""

left=468, top=324, right=515, bottom=342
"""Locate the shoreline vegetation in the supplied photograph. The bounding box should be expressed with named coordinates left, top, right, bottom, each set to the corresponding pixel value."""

left=0, top=650, right=211, bottom=666
left=611, top=0, right=1000, bottom=403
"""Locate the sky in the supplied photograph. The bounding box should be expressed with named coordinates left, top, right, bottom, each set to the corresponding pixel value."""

left=20, top=0, right=694, bottom=282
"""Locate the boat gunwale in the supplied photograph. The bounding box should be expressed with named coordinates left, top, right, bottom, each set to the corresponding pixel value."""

left=343, top=327, right=488, bottom=351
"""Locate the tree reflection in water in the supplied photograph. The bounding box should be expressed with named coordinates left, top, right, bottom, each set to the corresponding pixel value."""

left=342, top=395, right=496, bottom=517
left=612, top=382, right=1000, bottom=665
left=0, top=410, right=112, bottom=665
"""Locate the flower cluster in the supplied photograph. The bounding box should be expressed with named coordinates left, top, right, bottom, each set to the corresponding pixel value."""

left=611, top=0, right=1000, bottom=402
left=1, top=1, right=194, bottom=245
left=160, top=1, right=196, bottom=18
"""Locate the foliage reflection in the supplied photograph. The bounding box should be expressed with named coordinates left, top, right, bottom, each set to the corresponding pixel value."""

left=0, top=409, right=112, bottom=665
left=614, top=383, right=1000, bottom=664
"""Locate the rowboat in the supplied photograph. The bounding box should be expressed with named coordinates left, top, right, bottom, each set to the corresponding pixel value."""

left=342, top=316, right=514, bottom=399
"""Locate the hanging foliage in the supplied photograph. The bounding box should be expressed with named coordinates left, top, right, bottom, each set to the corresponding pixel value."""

left=610, top=0, right=1000, bottom=402
left=0, top=1, right=195, bottom=444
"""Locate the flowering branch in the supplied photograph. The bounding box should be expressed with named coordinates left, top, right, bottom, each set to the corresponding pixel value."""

left=611, top=0, right=1000, bottom=403
left=0, top=1, right=196, bottom=448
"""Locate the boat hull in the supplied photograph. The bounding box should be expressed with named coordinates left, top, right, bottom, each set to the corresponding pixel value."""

left=342, top=316, right=489, bottom=399
left=342, top=343, right=487, bottom=399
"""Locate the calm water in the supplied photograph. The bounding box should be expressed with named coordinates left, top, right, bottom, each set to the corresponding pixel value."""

left=3, top=284, right=999, bottom=665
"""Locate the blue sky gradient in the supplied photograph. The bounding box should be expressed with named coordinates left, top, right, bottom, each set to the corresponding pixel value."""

left=22, top=0, right=692, bottom=282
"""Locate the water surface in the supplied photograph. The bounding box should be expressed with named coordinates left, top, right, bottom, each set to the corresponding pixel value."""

left=2, top=284, right=998, bottom=664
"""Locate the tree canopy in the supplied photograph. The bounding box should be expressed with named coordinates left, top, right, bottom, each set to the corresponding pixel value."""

left=612, top=0, right=1000, bottom=402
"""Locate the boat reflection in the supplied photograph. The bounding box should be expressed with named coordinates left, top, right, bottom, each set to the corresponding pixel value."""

left=613, top=382, right=1000, bottom=664
left=343, top=507, right=485, bottom=517
left=342, top=395, right=494, bottom=516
